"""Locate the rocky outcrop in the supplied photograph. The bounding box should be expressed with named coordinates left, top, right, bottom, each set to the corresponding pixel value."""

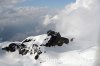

left=2, top=30, right=71, bottom=60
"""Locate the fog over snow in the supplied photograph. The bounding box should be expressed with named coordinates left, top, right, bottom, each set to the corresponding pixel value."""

left=54, top=0, right=100, bottom=43
left=0, top=0, right=100, bottom=66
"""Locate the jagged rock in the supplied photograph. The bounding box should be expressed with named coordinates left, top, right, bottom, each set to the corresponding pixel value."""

left=35, top=54, right=39, bottom=60
left=44, top=30, right=69, bottom=47
left=34, top=49, right=42, bottom=60
left=2, top=47, right=10, bottom=52
left=22, top=39, right=32, bottom=43
left=2, top=43, right=19, bottom=52
left=19, top=48, right=29, bottom=55
left=2, top=30, right=71, bottom=60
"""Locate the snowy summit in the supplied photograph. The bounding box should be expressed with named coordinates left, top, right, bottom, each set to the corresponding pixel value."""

left=0, top=30, right=97, bottom=66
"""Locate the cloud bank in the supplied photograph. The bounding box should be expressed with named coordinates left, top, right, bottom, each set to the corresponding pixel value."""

left=0, top=0, right=58, bottom=41
left=0, top=0, right=99, bottom=44
left=50, top=0, right=100, bottom=43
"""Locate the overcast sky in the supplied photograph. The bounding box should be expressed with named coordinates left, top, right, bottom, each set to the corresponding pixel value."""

left=0, top=0, right=99, bottom=43
left=0, top=0, right=76, bottom=41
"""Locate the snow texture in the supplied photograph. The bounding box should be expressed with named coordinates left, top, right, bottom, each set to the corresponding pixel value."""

left=0, top=34, right=97, bottom=66
left=0, top=0, right=99, bottom=66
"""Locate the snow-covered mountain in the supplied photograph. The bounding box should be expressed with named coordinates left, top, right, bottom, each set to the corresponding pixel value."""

left=1, top=30, right=70, bottom=60
left=0, top=30, right=97, bottom=66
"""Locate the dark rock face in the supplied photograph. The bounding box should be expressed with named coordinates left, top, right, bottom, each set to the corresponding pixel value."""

left=22, top=39, right=32, bottom=43
left=42, top=30, right=69, bottom=47
left=34, top=50, right=42, bottom=60
left=2, top=43, right=19, bottom=52
left=2, top=43, right=42, bottom=60
left=2, top=30, right=71, bottom=60
left=2, top=47, right=10, bottom=52
left=2, top=43, right=28, bottom=54
left=35, top=54, right=39, bottom=60
left=19, top=48, right=29, bottom=55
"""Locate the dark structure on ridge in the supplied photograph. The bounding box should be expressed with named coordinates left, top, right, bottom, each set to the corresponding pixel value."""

left=42, top=30, right=69, bottom=47
left=2, top=30, right=71, bottom=60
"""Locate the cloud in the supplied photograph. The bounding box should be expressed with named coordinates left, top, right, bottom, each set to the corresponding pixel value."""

left=0, top=7, right=57, bottom=41
left=48, top=0, right=100, bottom=43
left=0, top=0, right=24, bottom=7
left=0, top=0, right=99, bottom=43
left=0, top=0, right=58, bottom=41
left=0, top=0, right=100, bottom=65
left=46, top=1, right=99, bottom=65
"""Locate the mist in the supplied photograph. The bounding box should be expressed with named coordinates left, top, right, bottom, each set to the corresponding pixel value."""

left=0, top=7, right=57, bottom=41
left=51, top=0, right=100, bottom=44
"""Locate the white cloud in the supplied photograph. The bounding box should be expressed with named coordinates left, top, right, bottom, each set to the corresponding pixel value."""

left=0, top=0, right=24, bottom=7
left=48, top=0, right=100, bottom=43
left=0, top=0, right=100, bottom=65
left=45, top=1, right=99, bottom=65
left=0, top=0, right=99, bottom=44
left=0, top=5, right=57, bottom=41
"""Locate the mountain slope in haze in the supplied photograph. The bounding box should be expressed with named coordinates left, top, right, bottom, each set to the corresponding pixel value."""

left=1, top=30, right=70, bottom=60
left=0, top=31, right=97, bottom=66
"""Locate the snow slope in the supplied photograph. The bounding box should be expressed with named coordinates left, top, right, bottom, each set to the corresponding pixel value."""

left=0, top=34, right=97, bottom=66
left=0, top=0, right=99, bottom=65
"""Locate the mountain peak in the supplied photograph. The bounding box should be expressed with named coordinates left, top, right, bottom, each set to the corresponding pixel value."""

left=2, top=30, right=70, bottom=60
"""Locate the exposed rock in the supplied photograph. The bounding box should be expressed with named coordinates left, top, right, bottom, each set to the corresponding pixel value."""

left=43, top=30, right=69, bottom=47
left=2, top=30, right=71, bottom=60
